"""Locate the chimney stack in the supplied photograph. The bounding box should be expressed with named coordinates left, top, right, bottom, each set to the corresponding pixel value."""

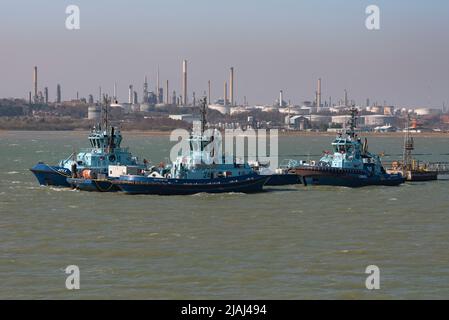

left=224, top=81, right=228, bottom=106
left=166, top=80, right=169, bottom=104
left=230, top=67, right=234, bottom=106
left=56, top=84, right=61, bottom=103
left=33, top=66, right=38, bottom=101
left=182, top=60, right=187, bottom=105
left=129, top=85, right=133, bottom=104
left=317, top=78, right=322, bottom=110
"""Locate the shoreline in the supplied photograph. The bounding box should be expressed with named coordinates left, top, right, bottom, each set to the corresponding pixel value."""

left=1, top=129, right=448, bottom=138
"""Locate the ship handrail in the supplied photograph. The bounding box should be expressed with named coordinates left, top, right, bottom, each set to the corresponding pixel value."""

left=77, top=147, right=130, bottom=153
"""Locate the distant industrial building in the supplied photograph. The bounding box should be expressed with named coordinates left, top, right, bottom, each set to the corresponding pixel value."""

left=87, top=105, right=101, bottom=120
left=208, top=99, right=230, bottom=115
left=414, top=108, right=442, bottom=116
left=363, top=115, right=396, bottom=126
left=169, top=114, right=199, bottom=123
left=309, top=115, right=332, bottom=125
left=331, top=115, right=354, bottom=125
left=286, top=115, right=311, bottom=131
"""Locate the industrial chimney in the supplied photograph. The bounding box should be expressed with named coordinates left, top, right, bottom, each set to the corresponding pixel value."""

left=182, top=60, right=187, bottom=105
left=317, top=78, right=322, bottom=111
left=224, top=81, right=228, bottom=106
left=56, top=84, right=61, bottom=103
left=33, top=66, right=38, bottom=102
left=230, top=67, right=234, bottom=106
left=157, top=67, right=160, bottom=103
left=44, top=87, right=48, bottom=104
left=166, top=80, right=169, bottom=104
left=129, top=85, right=133, bottom=104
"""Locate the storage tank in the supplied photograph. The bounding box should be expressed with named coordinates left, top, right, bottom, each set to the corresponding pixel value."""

left=87, top=105, right=101, bottom=120
left=415, top=108, right=442, bottom=116
left=208, top=103, right=230, bottom=115
left=140, top=103, right=151, bottom=112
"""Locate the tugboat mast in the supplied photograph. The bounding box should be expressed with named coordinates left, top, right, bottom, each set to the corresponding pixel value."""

left=403, top=114, right=414, bottom=170
left=347, top=106, right=358, bottom=138
left=101, top=95, right=110, bottom=132
left=200, top=96, right=207, bottom=136
left=199, top=97, right=208, bottom=152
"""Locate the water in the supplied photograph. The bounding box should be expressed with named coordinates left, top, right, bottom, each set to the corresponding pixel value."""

left=1, top=131, right=449, bottom=299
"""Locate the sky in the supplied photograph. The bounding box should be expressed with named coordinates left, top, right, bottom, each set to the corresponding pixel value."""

left=1, top=0, right=448, bottom=107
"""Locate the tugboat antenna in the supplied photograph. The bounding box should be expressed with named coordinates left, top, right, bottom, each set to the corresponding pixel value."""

left=347, top=106, right=358, bottom=138
left=101, top=95, right=110, bottom=132
left=403, top=113, right=414, bottom=170
left=200, top=96, right=207, bottom=136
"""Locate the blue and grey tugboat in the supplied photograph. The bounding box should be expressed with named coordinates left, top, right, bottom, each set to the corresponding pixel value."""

left=289, top=107, right=405, bottom=187
left=30, top=97, right=146, bottom=190
left=112, top=98, right=270, bottom=195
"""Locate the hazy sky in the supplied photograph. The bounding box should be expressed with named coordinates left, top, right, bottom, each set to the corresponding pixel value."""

left=1, top=0, right=448, bottom=107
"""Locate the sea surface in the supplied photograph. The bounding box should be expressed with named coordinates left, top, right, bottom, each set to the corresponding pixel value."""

left=1, top=131, right=449, bottom=299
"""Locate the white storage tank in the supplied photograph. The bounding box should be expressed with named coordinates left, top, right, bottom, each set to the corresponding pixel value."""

left=87, top=105, right=101, bottom=120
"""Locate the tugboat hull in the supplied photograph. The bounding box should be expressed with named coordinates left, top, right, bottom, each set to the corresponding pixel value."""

left=30, top=163, right=71, bottom=187
left=264, top=174, right=302, bottom=186
left=113, top=174, right=269, bottom=195
left=291, top=166, right=404, bottom=187
left=66, top=178, right=119, bottom=192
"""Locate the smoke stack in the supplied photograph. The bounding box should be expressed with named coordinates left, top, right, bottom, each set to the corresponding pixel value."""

left=317, top=78, right=321, bottom=110
left=44, top=87, right=48, bottom=104
left=129, top=85, right=133, bottom=104
left=156, top=67, right=160, bottom=103
left=166, top=80, right=169, bottom=104
left=157, top=68, right=160, bottom=92
left=143, top=76, right=148, bottom=103
left=56, top=84, right=61, bottom=103
left=33, top=66, right=38, bottom=101
left=182, top=60, right=187, bottom=105
left=279, top=90, right=283, bottom=107
left=224, top=81, right=228, bottom=106
left=230, top=67, right=234, bottom=106
left=344, top=89, right=348, bottom=107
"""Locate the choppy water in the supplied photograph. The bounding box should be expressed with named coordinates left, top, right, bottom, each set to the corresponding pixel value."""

left=1, top=131, right=449, bottom=299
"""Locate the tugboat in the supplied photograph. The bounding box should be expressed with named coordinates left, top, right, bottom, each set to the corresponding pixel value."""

left=288, top=107, right=405, bottom=187
left=30, top=97, right=146, bottom=188
left=387, top=115, right=438, bottom=181
left=250, top=159, right=303, bottom=186
left=112, top=98, right=270, bottom=195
